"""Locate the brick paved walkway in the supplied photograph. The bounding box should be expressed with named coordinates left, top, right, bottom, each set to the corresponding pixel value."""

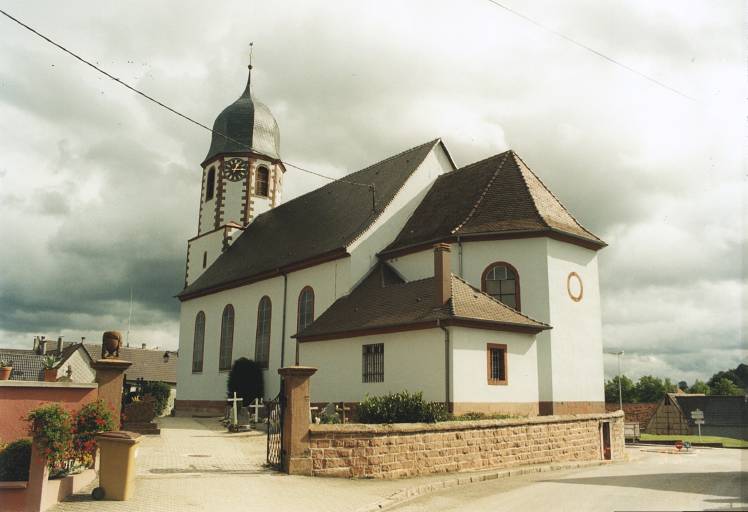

left=50, top=416, right=420, bottom=512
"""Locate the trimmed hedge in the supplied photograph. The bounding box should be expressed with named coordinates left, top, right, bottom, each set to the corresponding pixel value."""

left=0, top=439, right=32, bottom=481
left=358, top=391, right=448, bottom=424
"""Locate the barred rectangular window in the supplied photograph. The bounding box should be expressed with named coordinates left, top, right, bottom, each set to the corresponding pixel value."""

left=362, top=343, right=384, bottom=383
left=487, top=343, right=507, bottom=385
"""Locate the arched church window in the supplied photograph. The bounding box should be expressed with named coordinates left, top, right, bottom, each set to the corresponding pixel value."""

left=255, top=296, right=272, bottom=368
left=481, top=262, right=521, bottom=310
left=256, top=166, right=269, bottom=197
left=218, top=304, right=235, bottom=371
left=205, top=167, right=216, bottom=201
left=297, top=287, right=314, bottom=334
left=192, top=311, right=205, bottom=373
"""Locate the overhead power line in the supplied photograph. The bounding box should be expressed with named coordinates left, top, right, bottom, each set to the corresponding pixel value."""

left=0, top=8, right=373, bottom=189
left=483, top=0, right=696, bottom=102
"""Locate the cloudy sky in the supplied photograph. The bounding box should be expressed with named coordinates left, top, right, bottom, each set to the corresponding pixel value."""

left=0, top=1, right=743, bottom=383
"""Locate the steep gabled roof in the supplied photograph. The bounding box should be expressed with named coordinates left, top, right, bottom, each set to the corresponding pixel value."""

left=295, top=263, right=549, bottom=342
left=77, top=343, right=178, bottom=384
left=179, top=140, right=442, bottom=300
left=381, top=150, right=604, bottom=256
left=0, top=350, right=45, bottom=381
left=673, top=394, right=748, bottom=427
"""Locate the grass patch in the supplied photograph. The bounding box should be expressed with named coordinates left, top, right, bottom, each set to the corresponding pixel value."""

left=639, top=434, right=748, bottom=448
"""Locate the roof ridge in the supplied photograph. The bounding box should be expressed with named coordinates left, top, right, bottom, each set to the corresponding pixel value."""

left=345, top=140, right=440, bottom=247
left=450, top=273, right=550, bottom=327
left=250, top=139, right=440, bottom=221
left=451, top=151, right=512, bottom=234
left=512, top=151, right=603, bottom=243
left=509, top=151, right=551, bottom=230
left=348, top=138, right=440, bottom=178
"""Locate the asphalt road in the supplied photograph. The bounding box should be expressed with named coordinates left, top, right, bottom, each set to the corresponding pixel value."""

left=389, top=446, right=747, bottom=511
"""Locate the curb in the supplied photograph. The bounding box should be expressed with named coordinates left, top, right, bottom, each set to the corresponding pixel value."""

left=355, top=460, right=609, bottom=512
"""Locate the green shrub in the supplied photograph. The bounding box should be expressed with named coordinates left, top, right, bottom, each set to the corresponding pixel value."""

left=449, top=411, right=513, bottom=421
left=227, top=358, right=264, bottom=408
left=358, top=391, right=448, bottom=424
left=74, top=400, right=115, bottom=467
left=26, top=404, right=72, bottom=468
left=0, top=439, right=32, bottom=481
left=140, top=381, right=171, bottom=416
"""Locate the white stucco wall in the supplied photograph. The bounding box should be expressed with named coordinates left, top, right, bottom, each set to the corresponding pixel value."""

left=545, top=239, right=604, bottom=403
left=347, top=144, right=455, bottom=287
left=63, top=349, right=96, bottom=383
left=449, top=326, right=538, bottom=404
left=177, top=258, right=352, bottom=402
left=198, top=163, right=219, bottom=235
left=298, top=329, right=446, bottom=403
left=186, top=229, right=226, bottom=286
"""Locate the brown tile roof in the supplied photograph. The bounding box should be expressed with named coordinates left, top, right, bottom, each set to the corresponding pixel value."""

left=179, top=140, right=444, bottom=300
left=295, top=264, right=549, bottom=341
left=381, top=150, right=604, bottom=256
left=76, top=343, right=178, bottom=384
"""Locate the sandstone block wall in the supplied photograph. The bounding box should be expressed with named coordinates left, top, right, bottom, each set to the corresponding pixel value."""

left=309, top=412, right=624, bottom=479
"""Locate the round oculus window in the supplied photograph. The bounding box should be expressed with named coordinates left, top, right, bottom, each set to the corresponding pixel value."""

left=567, top=272, right=583, bottom=302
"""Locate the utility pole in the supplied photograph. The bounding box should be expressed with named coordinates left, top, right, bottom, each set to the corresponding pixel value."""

left=606, top=350, right=625, bottom=411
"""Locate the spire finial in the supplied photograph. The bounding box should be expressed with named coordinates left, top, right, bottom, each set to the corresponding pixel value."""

left=243, top=42, right=254, bottom=97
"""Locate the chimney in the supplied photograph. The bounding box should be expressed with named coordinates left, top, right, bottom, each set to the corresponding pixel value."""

left=56, top=336, right=63, bottom=354
left=433, top=243, right=451, bottom=306
left=33, top=336, right=39, bottom=353
left=39, top=336, right=48, bottom=355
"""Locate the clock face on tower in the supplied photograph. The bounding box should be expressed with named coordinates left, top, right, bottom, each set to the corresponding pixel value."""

left=222, top=158, right=249, bottom=181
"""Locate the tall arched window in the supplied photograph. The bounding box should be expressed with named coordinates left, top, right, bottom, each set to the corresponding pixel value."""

left=256, top=166, right=269, bottom=197
left=255, top=296, right=272, bottom=368
left=481, top=262, right=521, bottom=310
left=218, top=304, right=235, bottom=371
left=205, top=167, right=216, bottom=201
left=192, top=311, right=205, bottom=373
left=297, top=286, right=315, bottom=334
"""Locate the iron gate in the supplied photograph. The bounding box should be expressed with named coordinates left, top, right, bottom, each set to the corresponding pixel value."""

left=266, top=383, right=284, bottom=469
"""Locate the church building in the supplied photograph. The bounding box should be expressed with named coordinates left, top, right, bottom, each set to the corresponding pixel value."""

left=175, top=64, right=607, bottom=417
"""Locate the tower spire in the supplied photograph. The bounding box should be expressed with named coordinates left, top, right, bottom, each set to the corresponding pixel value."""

left=242, top=42, right=253, bottom=97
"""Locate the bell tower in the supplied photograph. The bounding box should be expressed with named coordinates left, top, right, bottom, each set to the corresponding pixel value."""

left=185, top=61, right=286, bottom=286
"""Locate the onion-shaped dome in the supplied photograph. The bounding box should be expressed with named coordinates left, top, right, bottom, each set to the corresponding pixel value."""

left=204, top=67, right=280, bottom=162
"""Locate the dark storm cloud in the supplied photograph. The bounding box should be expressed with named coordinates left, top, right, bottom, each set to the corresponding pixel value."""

left=0, top=0, right=742, bottom=381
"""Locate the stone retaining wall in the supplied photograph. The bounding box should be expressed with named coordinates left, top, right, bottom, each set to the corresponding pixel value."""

left=308, top=411, right=624, bottom=479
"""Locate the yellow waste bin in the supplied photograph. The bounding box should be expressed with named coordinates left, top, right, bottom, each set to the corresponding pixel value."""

left=93, top=431, right=142, bottom=501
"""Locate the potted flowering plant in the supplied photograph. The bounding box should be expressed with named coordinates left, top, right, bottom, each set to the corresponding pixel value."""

left=0, top=359, right=12, bottom=380
left=42, top=355, right=59, bottom=382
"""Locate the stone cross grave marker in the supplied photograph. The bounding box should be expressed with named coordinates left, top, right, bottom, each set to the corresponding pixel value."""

left=309, top=405, right=319, bottom=423
left=337, top=403, right=351, bottom=423
left=248, top=398, right=264, bottom=423
left=227, top=392, right=243, bottom=426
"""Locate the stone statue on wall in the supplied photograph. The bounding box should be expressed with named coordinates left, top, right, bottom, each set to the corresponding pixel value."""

left=101, top=331, right=123, bottom=359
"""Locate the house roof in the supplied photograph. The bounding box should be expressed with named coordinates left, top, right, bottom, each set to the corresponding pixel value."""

left=295, top=263, right=549, bottom=341
left=0, top=351, right=45, bottom=381
left=381, top=150, right=605, bottom=257
left=179, top=139, right=443, bottom=300
left=77, top=344, right=178, bottom=384
left=672, top=394, right=748, bottom=427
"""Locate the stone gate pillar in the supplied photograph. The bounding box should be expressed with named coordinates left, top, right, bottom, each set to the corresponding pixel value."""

left=278, top=366, right=317, bottom=475
left=93, top=359, right=132, bottom=429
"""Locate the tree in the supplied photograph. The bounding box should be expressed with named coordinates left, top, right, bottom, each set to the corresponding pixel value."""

left=688, top=379, right=710, bottom=394
left=604, top=375, right=636, bottom=403
left=634, top=375, right=669, bottom=403
left=677, top=380, right=689, bottom=392
left=709, top=377, right=743, bottom=396
left=227, top=357, right=264, bottom=408
left=707, top=368, right=744, bottom=391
